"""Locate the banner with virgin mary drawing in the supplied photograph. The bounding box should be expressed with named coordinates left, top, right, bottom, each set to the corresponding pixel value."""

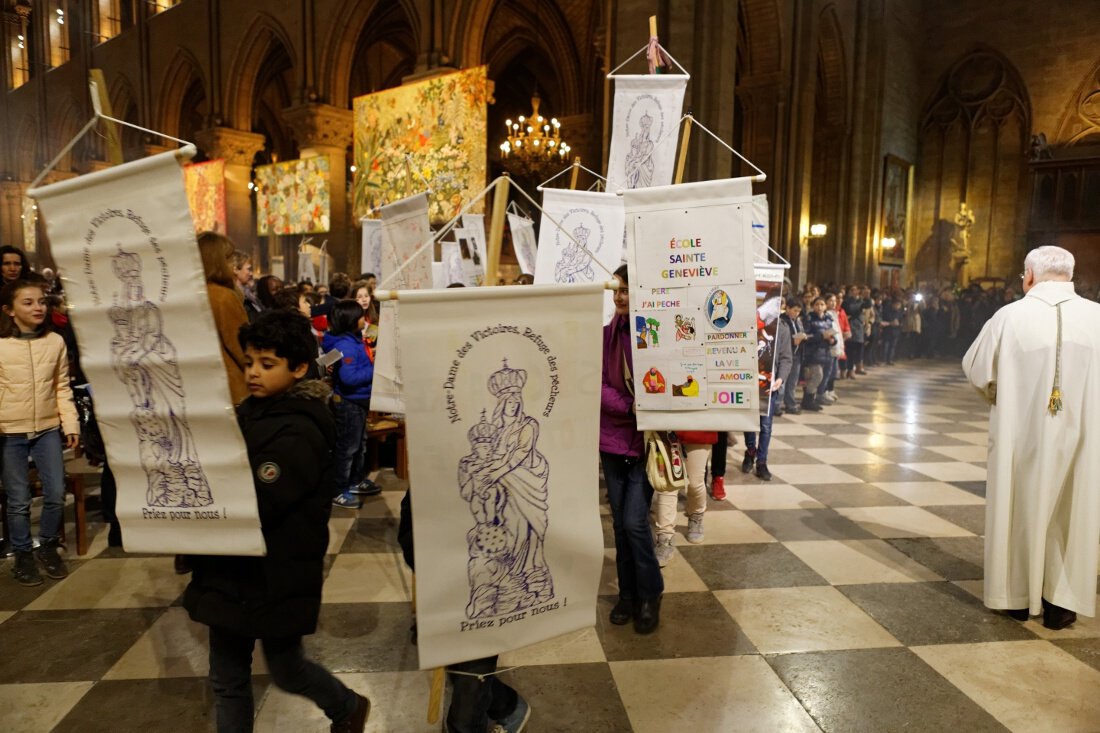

left=535, top=188, right=625, bottom=323
left=606, top=75, right=688, bottom=192
left=29, top=148, right=264, bottom=556
left=400, top=283, right=605, bottom=669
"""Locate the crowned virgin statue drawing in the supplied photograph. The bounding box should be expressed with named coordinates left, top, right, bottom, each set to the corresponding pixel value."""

left=458, top=359, right=553, bottom=619
left=108, top=247, right=213, bottom=507
left=554, top=222, right=597, bottom=284
left=623, top=110, right=656, bottom=189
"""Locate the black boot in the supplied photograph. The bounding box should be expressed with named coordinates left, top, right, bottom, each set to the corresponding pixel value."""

left=107, top=522, right=123, bottom=548
left=741, top=449, right=756, bottom=474
left=634, top=596, right=661, bottom=634
left=35, top=539, right=68, bottom=579
left=609, top=597, right=633, bottom=625
left=1042, top=599, right=1076, bottom=630
left=1005, top=608, right=1029, bottom=621
left=755, top=462, right=772, bottom=481
left=12, top=550, right=43, bottom=586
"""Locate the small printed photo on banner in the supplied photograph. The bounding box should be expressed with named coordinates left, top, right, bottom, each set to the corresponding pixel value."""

left=632, top=311, right=666, bottom=350
left=666, top=360, right=707, bottom=408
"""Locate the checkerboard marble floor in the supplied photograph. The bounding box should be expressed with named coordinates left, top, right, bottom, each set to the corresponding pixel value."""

left=4, top=359, right=1100, bottom=732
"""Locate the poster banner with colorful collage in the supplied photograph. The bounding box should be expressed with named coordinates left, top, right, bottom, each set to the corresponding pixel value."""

left=624, top=177, right=759, bottom=432
left=353, top=66, right=490, bottom=223
left=534, top=189, right=625, bottom=323
left=183, top=159, right=227, bottom=234
left=606, top=75, right=688, bottom=192
left=754, top=265, right=787, bottom=415
left=374, top=192, right=434, bottom=413
left=400, top=283, right=606, bottom=669
left=29, top=149, right=264, bottom=556
left=360, top=218, right=384, bottom=278
left=255, top=156, right=331, bottom=235
left=508, top=214, right=539, bottom=276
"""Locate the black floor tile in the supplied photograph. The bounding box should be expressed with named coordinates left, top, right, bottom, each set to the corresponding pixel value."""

left=837, top=582, right=1037, bottom=646
left=678, top=543, right=827, bottom=590
left=595, top=593, right=756, bottom=661
left=887, top=537, right=984, bottom=580
left=768, top=647, right=1009, bottom=733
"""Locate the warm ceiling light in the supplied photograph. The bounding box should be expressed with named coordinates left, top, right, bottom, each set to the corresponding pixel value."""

left=809, top=223, right=827, bottom=238
left=881, top=237, right=897, bottom=250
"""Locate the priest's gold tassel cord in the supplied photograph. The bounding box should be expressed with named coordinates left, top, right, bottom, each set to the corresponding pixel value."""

left=1049, top=303, right=1064, bottom=416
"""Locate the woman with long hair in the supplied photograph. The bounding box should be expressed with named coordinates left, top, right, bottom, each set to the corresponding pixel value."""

left=197, top=232, right=250, bottom=405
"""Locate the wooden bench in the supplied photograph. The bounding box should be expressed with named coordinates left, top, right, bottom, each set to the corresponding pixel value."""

left=366, top=416, right=407, bottom=479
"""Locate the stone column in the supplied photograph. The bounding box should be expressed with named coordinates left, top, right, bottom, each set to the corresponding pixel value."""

left=194, top=127, right=266, bottom=264
left=0, top=181, right=27, bottom=256
left=281, top=103, right=354, bottom=274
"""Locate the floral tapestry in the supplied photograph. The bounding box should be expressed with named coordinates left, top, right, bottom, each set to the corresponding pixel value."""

left=183, top=159, right=227, bottom=234
left=255, top=156, right=331, bottom=236
left=353, top=66, right=490, bottom=224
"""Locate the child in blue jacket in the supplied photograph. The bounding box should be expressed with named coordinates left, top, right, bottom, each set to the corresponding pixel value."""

left=322, top=300, right=375, bottom=508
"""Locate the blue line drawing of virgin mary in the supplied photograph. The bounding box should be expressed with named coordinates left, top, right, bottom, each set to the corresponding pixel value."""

left=457, top=359, right=553, bottom=619
left=623, top=110, right=656, bottom=189
left=554, top=222, right=596, bottom=284
left=108, top=247, right=213, bottom=508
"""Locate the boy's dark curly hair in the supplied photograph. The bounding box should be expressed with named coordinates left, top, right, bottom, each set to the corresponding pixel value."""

left=238, top=309, right=315, bottom=369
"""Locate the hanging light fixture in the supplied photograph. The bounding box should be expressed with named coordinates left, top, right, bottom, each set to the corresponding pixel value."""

left=499, top=93, right=571, bottom=178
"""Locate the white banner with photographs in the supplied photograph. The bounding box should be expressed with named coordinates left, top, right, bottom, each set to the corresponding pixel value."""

left=462, top=214, right=489, bottom=282
left=28, top=149, right=265, bottom=556
left=624, top=177, right=759, bottom=432
left=508, top=213, right=538, bottom=276
left=606, top=75, right=688, bottom=192
left=401, top=283, right=606, bottom=670
left=535, top=189, right=625, bottom=322
left=374, top=193, right=433, bottom=413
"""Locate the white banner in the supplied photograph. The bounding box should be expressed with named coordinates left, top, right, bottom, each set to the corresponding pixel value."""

left=441, top=240, right=478, bottom=288
left=360, top=218, right=383, bottom=278
left=29, top=149, right=264, bottom=555
left=508, top=214, right=538, bottom=276
left=462, top=214, right=489, bottom=282
left=624, top=177, right=759, bottom=431
left=606, top=75, right=688, bottom=192
left=752, top=194, right=770, bottom=260
left=451, top=228, right=485, bottom=286
left=535, top=189, right=625, bottom=323
left=402, top=284, right=605, bottom=669
left=374, top=192, right=434, bottom=413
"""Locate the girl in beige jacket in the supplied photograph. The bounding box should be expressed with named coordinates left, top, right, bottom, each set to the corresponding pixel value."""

left=0, top=279, right=79, bottom=586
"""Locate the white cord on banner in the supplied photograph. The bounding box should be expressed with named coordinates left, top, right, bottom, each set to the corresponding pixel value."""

left=684, top=114, right=767, bottom=181
left=403, top=154, right=435, bottom=194
left=508, top=179, right=617, bottom=279
left=536, top=161, right=608, bottom=191
left=607, top=42, right=690, bottom=78
left=29, top=113, right=196, bottom=191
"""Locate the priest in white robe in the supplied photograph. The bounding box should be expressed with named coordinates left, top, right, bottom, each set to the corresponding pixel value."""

left=963, top=245, right=1100, bottom=630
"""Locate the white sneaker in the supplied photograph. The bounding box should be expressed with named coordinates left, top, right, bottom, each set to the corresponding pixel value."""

left=654, top=535, right=674, bottom=567
left=686, top=512, right=704, bottom=544
left=826, top=390, right=839, bottom=402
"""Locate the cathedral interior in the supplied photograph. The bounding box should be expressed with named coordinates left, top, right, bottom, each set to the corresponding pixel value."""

left=3, top=3, right=1100, bottom=732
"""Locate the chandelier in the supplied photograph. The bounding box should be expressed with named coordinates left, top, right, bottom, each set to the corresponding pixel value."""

left=499, top=94, right=571, bottom=178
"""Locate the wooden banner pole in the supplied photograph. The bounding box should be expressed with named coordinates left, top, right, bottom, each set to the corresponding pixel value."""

left=486, top=174, right=511, bottom=285
left=674, top=116, right=693, bottom=185
left=569, top=156, right=581, bottom=190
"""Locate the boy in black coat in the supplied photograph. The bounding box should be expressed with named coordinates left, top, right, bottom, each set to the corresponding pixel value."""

left=183, top=310, right=369, bottom=733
